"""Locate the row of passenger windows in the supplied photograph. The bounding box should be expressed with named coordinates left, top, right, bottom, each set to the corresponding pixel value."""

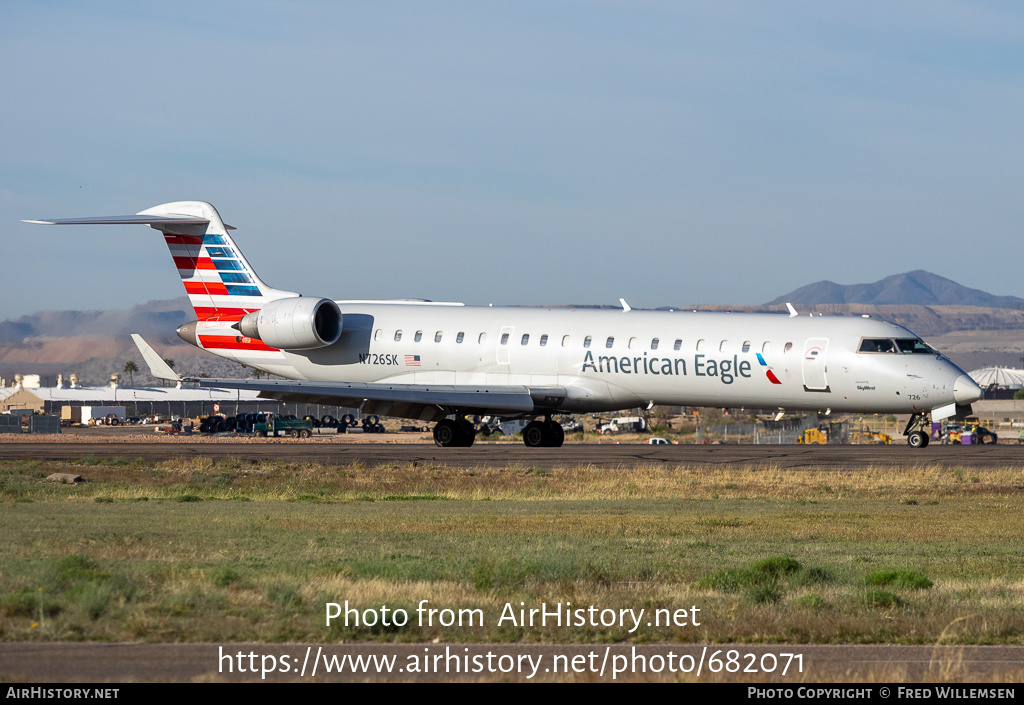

left=373, top=329, right=798, bottom=353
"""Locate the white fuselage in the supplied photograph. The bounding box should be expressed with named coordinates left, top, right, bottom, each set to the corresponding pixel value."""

left=193, top=301, right=976, bottom=416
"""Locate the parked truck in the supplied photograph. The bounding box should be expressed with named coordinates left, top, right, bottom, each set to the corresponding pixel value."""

left=254, top=414, right=312, bottom=438
left=598, top=416, right=648, bottom=434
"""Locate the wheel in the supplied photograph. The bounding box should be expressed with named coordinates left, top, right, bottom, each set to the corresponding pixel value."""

left=290, top=429, right=299, bottom=438
left=433, top=419, right=458, bottom=447
left=300, top=429, right=311, bottom=438
left=907, top=431, right=928, bottom=448
left=523, top=421, right=547, bottom=448
left=456, top=419, right=476, bottom=447
left=545, top=421, right=565, bottom=448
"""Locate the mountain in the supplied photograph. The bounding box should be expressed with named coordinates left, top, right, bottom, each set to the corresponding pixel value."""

left=4, top=271, right=1024, bottom=388
left=766, top=271, right=1024, bottom=309
left=0, top=297, right=246, bottom=387
left=0, top=297, right=193, bottom=344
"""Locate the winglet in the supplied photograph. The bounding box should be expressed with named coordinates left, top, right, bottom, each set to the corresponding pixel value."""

left=619, top=298, right=631, bottom=312
left=130, top=334, right=181, bottom=382
left=786, top=302, right=798, bottom=318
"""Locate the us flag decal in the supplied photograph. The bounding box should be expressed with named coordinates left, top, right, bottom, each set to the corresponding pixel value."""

left=405, top=355, right=421, bottom=366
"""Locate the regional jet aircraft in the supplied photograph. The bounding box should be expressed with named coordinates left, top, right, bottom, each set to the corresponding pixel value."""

left=26, top=201, right=983, bottom=448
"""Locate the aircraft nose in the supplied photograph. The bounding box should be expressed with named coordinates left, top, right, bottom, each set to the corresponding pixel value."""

left=953, top=374, right=983, bottom=405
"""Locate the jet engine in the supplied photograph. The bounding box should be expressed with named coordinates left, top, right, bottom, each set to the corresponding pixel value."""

left=236, top=297, right=343, bottom=350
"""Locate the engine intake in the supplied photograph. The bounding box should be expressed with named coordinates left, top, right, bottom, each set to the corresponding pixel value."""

left=236, top=297, right=342, bottom=350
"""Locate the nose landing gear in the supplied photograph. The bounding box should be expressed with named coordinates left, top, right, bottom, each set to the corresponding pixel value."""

left=904, top=412, right=932, bottom=448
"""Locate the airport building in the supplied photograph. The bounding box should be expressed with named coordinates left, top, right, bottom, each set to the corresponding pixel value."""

left=0, top=374, right=353, bottom=420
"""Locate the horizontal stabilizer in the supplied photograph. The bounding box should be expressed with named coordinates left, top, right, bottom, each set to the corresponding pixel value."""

left=24, top=215, right=209, bottom=227
left=130, top=334, right=181, bottom=382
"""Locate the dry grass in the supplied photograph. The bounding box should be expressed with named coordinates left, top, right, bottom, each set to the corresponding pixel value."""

left=2, top=458, right=1024, bottom=647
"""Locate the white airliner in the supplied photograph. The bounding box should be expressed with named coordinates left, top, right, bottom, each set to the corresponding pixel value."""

left=26, top=200, right=983, bottom=449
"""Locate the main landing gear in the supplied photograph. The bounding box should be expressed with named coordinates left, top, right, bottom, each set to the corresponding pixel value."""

left=904, top=412, right=931, bottom=449
left=522, top=418, right=564, bottom=448
left=432, top=418, right=476, bottom=447
left=432, top=415, right=566, bottom=448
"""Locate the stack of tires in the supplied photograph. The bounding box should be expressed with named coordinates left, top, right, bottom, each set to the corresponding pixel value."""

left=361, top=415, right=385, bottom=434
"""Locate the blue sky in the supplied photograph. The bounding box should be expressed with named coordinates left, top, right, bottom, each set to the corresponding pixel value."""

left=2, top=1, right=1022, bottom=318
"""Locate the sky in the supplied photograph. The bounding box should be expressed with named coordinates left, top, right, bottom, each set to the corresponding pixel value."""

left=2, top=1, right=1023, bottom=318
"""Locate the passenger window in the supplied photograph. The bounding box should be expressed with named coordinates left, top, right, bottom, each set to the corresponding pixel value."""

left=394, top=330, right=402, bottom=342
left=762, top=342, right=770, bottom=353
left=719, top=340, right=728, bottom=352
left=584, top=336, right=592, bottom=348
left=742, top=341, right=751, bottom=353
left=784, top=342, right=793, bottom=353
left=434, top=331, right=443, bottom=343
left=651, top=338, right=659, bottom=350
left=521, top=334, right=530, bottom=345
left=606, top=336, right=615, bottom=348
left=456, top=332, right=464, bottom=344
left=696, top=339, right=705, bottom=352
left=374, top=329, right=382, bottom=341
left=674, top=339, right=682, bottom=351
left=540, top=334, right=548, bottom=346
left=414, top=331, right=423, bottom=342
left=500, top=333, right=509, bottom=345
left=562, top=335, right=570, bottom=347
left=478, top=333, right=487, bottom=344
left=628, top=337, right=638, bottom=349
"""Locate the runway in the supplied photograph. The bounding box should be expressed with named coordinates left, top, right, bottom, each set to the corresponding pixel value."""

left=2, top=438, right=1023, bottom=469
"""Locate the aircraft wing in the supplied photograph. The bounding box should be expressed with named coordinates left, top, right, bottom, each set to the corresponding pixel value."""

left=192, top=377, right=565, bottom=421
left=131, top=333, right=565, bottom=421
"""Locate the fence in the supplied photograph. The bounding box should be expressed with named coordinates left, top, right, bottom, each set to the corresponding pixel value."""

left=29, top=415, right=61, bottom=434
left=697, top=416, right=820, bottom=444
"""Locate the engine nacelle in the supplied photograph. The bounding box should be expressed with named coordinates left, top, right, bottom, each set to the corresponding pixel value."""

left=236, top=297, right=342, bottom=350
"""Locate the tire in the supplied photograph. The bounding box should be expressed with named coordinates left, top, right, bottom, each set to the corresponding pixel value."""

left=300, top=429, right=311, bottom=438
left=433, top=419, right=458, bottom=447
left=523, top=421, right=547, bottom=448
left=457, top=419, right=476, bottom=447
left=546, top=421, right=565, bottom=448
left=907, top=431, right=928, bottom=448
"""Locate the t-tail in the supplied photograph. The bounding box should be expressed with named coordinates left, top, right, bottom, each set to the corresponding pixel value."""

left=26, top=200, right=298, bottom=321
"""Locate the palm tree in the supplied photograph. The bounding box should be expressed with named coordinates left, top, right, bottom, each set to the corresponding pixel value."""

left=123, top=360, right=138, bottom=388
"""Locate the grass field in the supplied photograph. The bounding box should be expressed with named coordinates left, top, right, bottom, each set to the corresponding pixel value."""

left=2, top=456, right=1023, bottom=645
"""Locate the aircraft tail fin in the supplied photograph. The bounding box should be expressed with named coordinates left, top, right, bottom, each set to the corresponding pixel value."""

left=26, top=201, right=297, bottom=320
left=130, top=334, right=181, bottom=382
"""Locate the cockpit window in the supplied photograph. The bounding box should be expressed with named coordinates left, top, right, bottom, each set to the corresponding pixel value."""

left=895, top=338, right=935, bottom=354
left=859, top=338, right=897, bottom=353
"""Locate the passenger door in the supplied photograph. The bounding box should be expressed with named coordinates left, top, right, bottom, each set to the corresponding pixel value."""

left=802, top=338, right=830, bottom=392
